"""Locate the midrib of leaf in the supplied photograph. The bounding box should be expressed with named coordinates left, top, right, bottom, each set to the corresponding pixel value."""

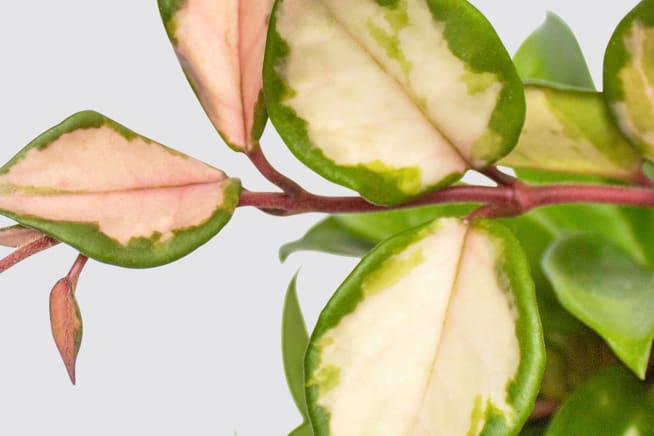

left=0, top=180, right=225, bottom=196
left=408, top=225, right=471, bottom=433
left=317, top=1, right=471, bottom=166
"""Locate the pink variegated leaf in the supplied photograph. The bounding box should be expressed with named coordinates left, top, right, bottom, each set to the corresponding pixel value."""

left=0, top=111, right=241, bottom=268
left=0, top=225, right=43, bottom=248
left=159, top=0, right=275, bottom=152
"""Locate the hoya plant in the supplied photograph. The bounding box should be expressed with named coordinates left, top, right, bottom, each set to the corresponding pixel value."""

left=2, top=0, right=654, bottom=435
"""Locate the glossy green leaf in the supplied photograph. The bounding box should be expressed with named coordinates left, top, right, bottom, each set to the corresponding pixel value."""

left=604, top=0, right=654, bottom=161
left=158, top=0, right=274, bottom=152
left=0, top=111, right=241, bottom=268
left=282, top=273, right=310, bottom=423
left=265, top=0, right=525, bottom=205
left=513, top=12, right=595, bottom=90
left=500, top=86, right=642, bottom=181
left=546, top=367, right=654, bottom=436
left=305, top=218, right=544, bottom=435
left=289, top=423, right=313, bottom=436
left=280, top=203, right=475, bottom=260
left=280, top=217, right=375, bottom=262
left=543, top=234, right=654, bottom=378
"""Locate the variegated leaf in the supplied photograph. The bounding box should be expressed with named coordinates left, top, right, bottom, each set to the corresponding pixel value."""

left=159, top=0, right=274, bottom=152
left=500, top=85, right=642, bottom=181
left=604, top=0, right=654, bottom=161
left=0, top=225, right=43, bottom=248
left=50, top=276, right=83, bottom=384
left=0, top=111, right=241, bottom=268
left=305, top=218, right=544, bottom=435
left=264, top=0, right=525, bottom=206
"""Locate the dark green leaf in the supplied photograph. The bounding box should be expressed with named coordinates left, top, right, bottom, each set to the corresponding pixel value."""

left=289, top=422, right=313, bottom=436
left=280, top=203, right=475, bottom=261
left=546, top=367, right=654, bottom=435
left=282, top=273, right=310, bottom=419
left=543, top=234, right=654, bottom=378
left=513, top=12, right=595, bottom=90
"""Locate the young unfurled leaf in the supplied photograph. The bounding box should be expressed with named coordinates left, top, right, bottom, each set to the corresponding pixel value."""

left=604, top=0, right=654, bottom=161
left=265, top=0, right=525, bottom=205
left=50, top=277, right=82, bottom=384
left=500, top=86, right=642, bottom=181
left=0, top=225, right=43, bottom=248
left=546, top=367, right=654, bottom=435
left=50, top=255, right=88, bottom=385
left=280, top=203, right=475, bottom=261
left=158, top=0, right=274, bottom=152
left=513, top=12, right=595, bottom=91
left=305, top=218, right=544, bottom=435
left=543, top=234, right=654, bottom=378
left=0, top=111, right=241, bottom=268
left=282, top=274, right=310, bottom=429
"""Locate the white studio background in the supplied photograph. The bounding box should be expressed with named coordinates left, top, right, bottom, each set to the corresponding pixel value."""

left=0, top=2, right=639, bottom=435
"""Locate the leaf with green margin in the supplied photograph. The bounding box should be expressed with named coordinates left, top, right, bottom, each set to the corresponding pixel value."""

left=280, top=203, right=475, bottom=261
left=0, top=111, right=241, bottom=268
left=282, top=273, right=311, bottom=425
left=604, top=0, right=654, bottom=162
left=500, top=86, right=642, bottom=182
left=546, top=366, right=654, bottom=435
left=305, top=218, right=544, bottom=435
left=543, top=233, right=654, bottom=379
left=265, top=0, right=525, bottom=206
left=158, top=0, right=274, bottom=152
left=513, top=12, right=595, bottom=91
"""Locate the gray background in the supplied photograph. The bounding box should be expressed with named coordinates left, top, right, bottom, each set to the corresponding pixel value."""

left=0, top=1, right=639, bottom=435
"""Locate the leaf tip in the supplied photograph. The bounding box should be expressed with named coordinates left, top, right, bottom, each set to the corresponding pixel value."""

left=49, top=277, right=82, bottom=386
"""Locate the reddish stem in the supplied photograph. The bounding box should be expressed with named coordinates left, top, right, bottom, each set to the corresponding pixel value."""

left=239, top=182, right=654, bottom=216
left=479, top=166, right=516, bottom=186
left=67, top=254, right=88, bottom=289
left=529, top=399, right=559, bottom=421
left=0, top=236, right=60, bottom=273
left=247, top=146, right=306, bottom=198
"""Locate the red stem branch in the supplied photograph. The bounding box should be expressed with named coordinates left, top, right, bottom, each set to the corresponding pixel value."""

left=239, top=183, right=654, bottom=216
left=247, top=146, right=306, bottom=198
left=0, top=236, right=60, bottom=273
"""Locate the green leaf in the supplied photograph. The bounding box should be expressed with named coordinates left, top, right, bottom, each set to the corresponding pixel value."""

left=500, top=86, right=641, bottom=181
left=280, top=203, right=475, bottom=260
left=546, top=367, right=654, bottom=435
left=305, top=218, right=544, bottom=435
left=265, top=0, right=525, bottom=205
left=280, top=217, right=375, bottom=262
left=0, top=111, right=241, bottom=268
left=289, top=422, right=313, bottom=436
left=513, top=12, right=595, bottom=90
left=604, top=0, right=654, bottom=161
left=158, top=0, right=274, bottom=152
left=543, top=234, right=654, bottom=378
left=282, top=273, right=310, bottom=421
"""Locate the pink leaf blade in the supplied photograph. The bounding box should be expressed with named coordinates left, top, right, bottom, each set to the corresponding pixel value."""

left=49, top=277, right=83, bottom=385
left=0, top=111, right=241, bottom=268
left=0, top=225, right=43, bottom=248
left=158, top=0, right=275, bottom=152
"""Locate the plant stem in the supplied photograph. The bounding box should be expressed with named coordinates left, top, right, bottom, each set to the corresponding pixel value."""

left=247, top=146, right=306, bottom=198
left=529, top=399, right=559, bottom=421
left=239, top=182, right=654, bottom=215
left=0, top=236, right=60, bottom=273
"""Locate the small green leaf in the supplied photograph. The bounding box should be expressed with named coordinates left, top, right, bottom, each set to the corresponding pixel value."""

left=282, top=273, right=310, bottom=420
left=513, top=12, right=595, bottom=90
left=280, top=218, right=375, bottom=262
left=158, top=0, right=274, bottom=152
left=0, top=111, right=241, bottom=268
left=305, top=218, right=544, bottom=435
left=265, top=0, right=525, bottom=205
left=500, top=86, right=641, bottom=181
left=546, top=367, right=654, bottom=435
left=280, top=203, right=475, bottom=260
left=543, top=234, right=654, bottom=378
left=604, top=0, right=654, bottom=161
left=289, top=422, right=313, bottom=436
